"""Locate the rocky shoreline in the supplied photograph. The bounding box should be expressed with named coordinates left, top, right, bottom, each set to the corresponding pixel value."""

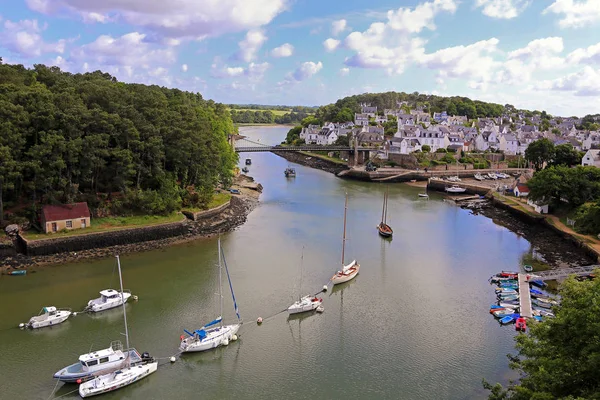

left=1, top=175, right=261, bottom=272
left=272, top=151, right=349, bottom=175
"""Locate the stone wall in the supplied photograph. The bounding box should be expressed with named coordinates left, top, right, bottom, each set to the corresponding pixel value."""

left=21, top=219, right=188, bottom=257
left=0, top=242, right=16, bottom=258
left=182, top=201, right=231, bottom=221
left=387, top=154, right=418, bottom=169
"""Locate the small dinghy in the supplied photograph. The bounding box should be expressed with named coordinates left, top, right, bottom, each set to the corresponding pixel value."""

left=500, top=315, right=515, bottom=325
left=21, top=306, right=71, bottom=329
left=85, top=289, right=131, bottom=313
left=493, top=309, right=514, bottom=318
left=498, top=302, right=520, bottom=310
left=490, top=307, right=506, bottom=314
left=9, top=270, right=26, bottom=276
left=523, top=265, right=533, bottom=272
left=241, top=167, right=249, bottom=173
left=418, top=193, right=429, bottom=198
left=284, top=167, right=296, bottom=177
left=530, top=279, right=547, bottom=288
left=377, top=186, right=393, bottom=238
left=515, top=317, right=527, bottom=332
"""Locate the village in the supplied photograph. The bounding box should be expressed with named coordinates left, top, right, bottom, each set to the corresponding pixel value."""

left=298, top=102, right=600, bottom=168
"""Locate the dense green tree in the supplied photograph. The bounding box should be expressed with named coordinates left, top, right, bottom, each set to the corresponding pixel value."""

left=552, top=144, right=582, bottom=167
left=284, top=126, right=302, bottom=144
left=528, top=166, right=600, bottom=207
left=0, top=62, right=237, bottom=217
left=485, top=273, right=600, bottom=399
left=422, top=144, right=431, bottom=153
left=333, top=107, right=354, bottom=123
left=525, top=138, right=555, bottom=170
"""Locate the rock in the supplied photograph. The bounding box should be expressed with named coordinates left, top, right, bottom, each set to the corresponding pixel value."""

left=5, top=224, right=19, bottom=236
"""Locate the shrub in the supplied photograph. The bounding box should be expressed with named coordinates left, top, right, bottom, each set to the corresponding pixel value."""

left=574, top=202, right=600, bottom=235
left=435, top=148, right=447, bottom=153
left=422, top=144, right=431, bottom=153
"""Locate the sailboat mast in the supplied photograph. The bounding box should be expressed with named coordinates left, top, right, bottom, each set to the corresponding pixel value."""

left=116, top=255, right=130, bottom=353
left=218, top=238, right=223, bottom=329
left=380, top=188, right=386, bottom=224
left=384, top=186, right=388, bottom=224
left=299, top=247, right=304, bottom=301
left=341, top=193, right=348, bottom=267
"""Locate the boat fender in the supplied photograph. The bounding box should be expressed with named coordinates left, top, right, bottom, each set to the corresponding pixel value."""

left=77, top=379, right=82, bottom=384
left=170, top=356, right=176, bottom=363
left=231, top=334, right=238, bottom=341
left=222, top=338, right=229, bottom=346
left=257, top=317, right=263, bottom=324
left=322, top=285, right=328, bottom=292
left=19, top=323, right=25, bottom=329
left=180, top=334, right=185, bottom=341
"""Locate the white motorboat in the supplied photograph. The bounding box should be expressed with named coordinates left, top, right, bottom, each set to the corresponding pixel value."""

left=496, top=172, right=509, bottom=179
left=85, top=289, right=131, bottom=313
left=288, top=295, right=323, bottom=315
left=418, top=193, right=429, bottom=198
left=54, top=341, right=143, bottom=383
left=487, top=173, right=498, bottom=180
left=446, top=176, right=461, bottom=182
left=331, top=193, right=360, bottom=285
left=79, top=256, right=157, bottom=397
left=474, top=173, right=485, bottom=181
left=22, top=306, right=71, bottom=329
left=445, top=185, right=467, bottom=193
left=180, top=239, right=242, bottom=353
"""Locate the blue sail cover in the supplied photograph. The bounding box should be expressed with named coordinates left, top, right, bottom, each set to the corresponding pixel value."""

left=203, top=317, right=222, bottom=328
left=221, top=246, right=241, bottom=321
left=194, top=330, right=207, bottom=340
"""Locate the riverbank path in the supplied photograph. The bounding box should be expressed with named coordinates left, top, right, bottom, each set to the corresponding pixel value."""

left=518, top=273, right=533, bottom=318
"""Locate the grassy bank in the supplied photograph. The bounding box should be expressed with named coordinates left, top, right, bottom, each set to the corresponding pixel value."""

left=182, top=192, right=231, bottom=213
left=23, top=213, right=185, bottom=240
left=232, top=108, right=291, bottom=116
left=298, top=151, right=348, bottom=165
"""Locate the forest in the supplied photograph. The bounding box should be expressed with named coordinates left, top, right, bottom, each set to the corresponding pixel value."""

left=229, top=109, right=311, bottom=124
left=0, top=61, right=237, bottom=224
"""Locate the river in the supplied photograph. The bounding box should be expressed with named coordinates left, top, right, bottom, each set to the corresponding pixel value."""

left=0, top=125, right=592, bottom=400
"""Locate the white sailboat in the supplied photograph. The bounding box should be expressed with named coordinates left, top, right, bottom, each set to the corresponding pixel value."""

left=78, top=256, right=157, bottom=398
left=288, top=248, right=323, bottom=314
left=179, top=238, right=242, bottom=353
left=331, top=193, right=360, bottom=285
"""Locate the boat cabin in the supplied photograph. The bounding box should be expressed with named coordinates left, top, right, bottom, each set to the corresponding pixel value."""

left=99, top=289, right=121, bottom=303
left=78, top=342, right=126, bottom=371
left=43, top=306, right=58, bottom=315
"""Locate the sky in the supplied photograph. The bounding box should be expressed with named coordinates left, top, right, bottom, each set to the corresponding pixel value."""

left=1, top=0, right=600, bottom=116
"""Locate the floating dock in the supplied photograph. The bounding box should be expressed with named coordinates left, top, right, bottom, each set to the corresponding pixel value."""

left=518, top=273, right=533, bottom=318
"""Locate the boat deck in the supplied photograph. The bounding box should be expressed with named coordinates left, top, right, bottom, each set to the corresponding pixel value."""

left=518, top=273, right=533, bottom=318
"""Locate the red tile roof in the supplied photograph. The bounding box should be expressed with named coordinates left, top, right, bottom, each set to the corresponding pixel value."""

left=42, top=202, right=90, bottom=222
left=516, top=184, right=530, bottom=193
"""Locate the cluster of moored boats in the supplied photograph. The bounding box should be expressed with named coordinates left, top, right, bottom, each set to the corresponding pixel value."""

left=474, top=172, right=513, bottom=181
left=489, top=270, right=558, bottom=331
left=21, top=192, right=362, bottom=399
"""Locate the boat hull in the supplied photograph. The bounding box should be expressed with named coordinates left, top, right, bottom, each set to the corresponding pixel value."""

left=27, top=310, right=71, bottom=329
left=79, top=362, right=158, bottom=398
left=377, top=223, right=393, bottom=237
left=287, top=298, right=322, bottom=314
left=87, top=293, right=131, bottom=313
left=54, top=349, right=141, bottom=383
left=179, top=324, right=240, bottom=353
left=332, top=264, right=360, bottom=285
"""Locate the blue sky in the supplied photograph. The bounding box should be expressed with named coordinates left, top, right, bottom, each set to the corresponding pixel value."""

left=1, top=0, right=600, bottom=116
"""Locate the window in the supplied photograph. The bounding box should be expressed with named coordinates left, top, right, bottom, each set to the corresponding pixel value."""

left=99, top=357, right=109, bottom=364
left=66, top=220, right=72, bottom=228
left=87, top=360, right=98, bottom=367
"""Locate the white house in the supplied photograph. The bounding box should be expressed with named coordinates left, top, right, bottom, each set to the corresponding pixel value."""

left=354, top=113, right=369, bottom=126
left=499, top=134, right=519, bottom=155
left=360, top=104, right=377, bottom=117
left=581, top=149, right=600, bottom=167
left=419, top=129, right=450, bottom=152
left=316, top=127, right=338, bottom=145
left=388, top=137, right=421, bottom=154
left=514, top=184, right=530, bottom=197
left=582, top=134, right=600, bottom=150
left=527, top=198, right=549, bottom=214
left=375, top=115, right=388, bottom=124
left=300, top=125, right=320, bottom=144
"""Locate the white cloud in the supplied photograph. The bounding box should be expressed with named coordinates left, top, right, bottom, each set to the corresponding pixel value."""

left=181, top=64, right=188, bottom=72
left=474, top=0, right=531, bottom=19
left=343, top=0, right=458, bottom=75
left=418, top=38, right=500, bottom=89
left=339, top=67, right=350, bottom=76
left=211, top=61, right=270, bottom=80
left=532, top=66, right=600, bottom=96
left=237, top=29, right=267, bottom=62
left=323, top=38, right=340, bottom=52
left=331, top=19, right=347, bottom=36
left=247, top=62, right=271, bottom=79
left=25, top=0, right=287, bottom=39
left=497, top=37, right=566, bottom=84
left=271, top=43, right=294, bottom=57
left=567, top=42, right=600, bottom=65
left=0, top=19, right=66, bottom=57
left=70, top=32, right=177, bottom=69
left=278, top=61, right=323, bottom=86
left=544, top=0, right=600, bottom=28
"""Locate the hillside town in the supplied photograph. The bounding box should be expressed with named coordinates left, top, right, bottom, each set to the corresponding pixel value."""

left=299, top=102, right=600, bottom=166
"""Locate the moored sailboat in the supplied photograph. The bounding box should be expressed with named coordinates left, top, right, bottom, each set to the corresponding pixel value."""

left=78, top=256, right=157, bottom=398
left=179, top=238, right=242, bottom=353
left=332, top=193, right=360, bottom=285
left=288, top=248, right=322, bottom=314
left=377, top=186, right=393, bottom=237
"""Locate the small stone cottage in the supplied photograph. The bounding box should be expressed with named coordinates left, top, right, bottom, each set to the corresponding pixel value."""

left=41, top=202, right=91, bottom=233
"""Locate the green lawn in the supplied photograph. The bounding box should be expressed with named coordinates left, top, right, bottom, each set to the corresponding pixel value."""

left=182, top=192, right=231, bottom=213
left=23, top=213, right=185, bottom=240
left=230, top=108, right=291, bottom=116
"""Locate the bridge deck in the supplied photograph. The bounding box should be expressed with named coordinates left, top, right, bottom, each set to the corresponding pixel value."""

left=518, top=273, right=533, bottom=319
left=528, top=265, right=598, bottom=281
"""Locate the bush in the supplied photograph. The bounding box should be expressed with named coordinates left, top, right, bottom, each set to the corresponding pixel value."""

left=422, top=144, right=431, bottom=153
left=431, top=159, right=446, bottom=165
left=441, top=154, right=456, bottom=164
left=574, top=202, right=600, bottom=235
left=435, top=148, right=447, bottom=153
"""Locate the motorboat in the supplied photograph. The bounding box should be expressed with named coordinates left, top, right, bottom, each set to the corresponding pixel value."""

left=474, top=173, right=485, bottom=181
left=78, top=256, right=157, bottom=397
left=487, top=173, right=498, bottom=180
left=445, top=185, right=466, bottom=193
left=245, top=158, right=251, bottom=165
left=180, top=239, right=242, bottom=353
left=523, top=265, right=533, bottom=272
left=331, top=193, right=360, bottom=285
left=418, top=193, right=429, bottom=198
left=22, top=306, right=71, bottom=329
left=288, top=295, right=323, bottom=315
left=85, top=289, right=131, bottom=313
left=241, top=167, right=249, bottom=173
left=54, top=341, right=143, bottom=383
left=284, top=167, right=296, bottom=177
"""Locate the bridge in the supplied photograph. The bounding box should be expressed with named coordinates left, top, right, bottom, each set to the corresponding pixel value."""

left=231, top=137, right=376, bottom=153
left=527, top=265, right=598, bottom=281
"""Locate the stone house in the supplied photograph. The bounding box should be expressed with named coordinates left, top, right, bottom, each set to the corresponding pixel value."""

left=41, top=202, right=91, bottom=233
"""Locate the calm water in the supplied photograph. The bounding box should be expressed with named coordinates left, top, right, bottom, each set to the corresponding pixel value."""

left=0, top=126, right=568, bottom=399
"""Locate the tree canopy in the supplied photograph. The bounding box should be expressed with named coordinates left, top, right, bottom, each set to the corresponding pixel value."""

left=485, top=273, right=600, bottom=399
left=525, top=138, right=556, bottom=170
left=0, top=62, right=237, bottom=221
